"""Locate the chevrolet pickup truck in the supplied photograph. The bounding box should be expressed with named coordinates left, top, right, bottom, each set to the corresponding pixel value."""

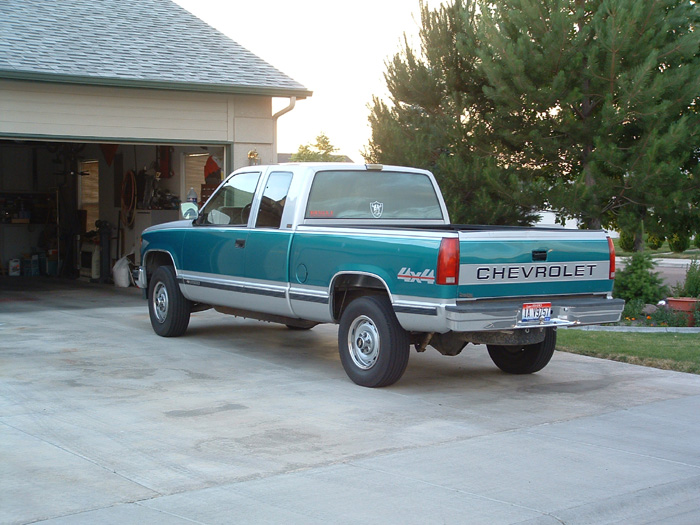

left=136, top=163, right=624, bottom=387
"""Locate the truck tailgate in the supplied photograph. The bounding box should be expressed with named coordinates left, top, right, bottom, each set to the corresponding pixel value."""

left=457, top=229, right=613, bottom=300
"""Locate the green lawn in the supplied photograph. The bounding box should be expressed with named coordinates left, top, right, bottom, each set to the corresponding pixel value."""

left=613, top=238, right=700, bottom=260
left=557, top=329, right=700, bottom=374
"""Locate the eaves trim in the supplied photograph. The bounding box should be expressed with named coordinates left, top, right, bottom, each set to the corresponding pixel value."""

left=0, top=131, right=234, bottom=146
left=0, top=70, right=312, bottom=99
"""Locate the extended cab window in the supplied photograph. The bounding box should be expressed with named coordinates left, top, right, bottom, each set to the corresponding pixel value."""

left=198, top=172, right=261, bottom=225
left=305, top=170, right=443, bottom=220
left=256, top=171, right=292, bottom=228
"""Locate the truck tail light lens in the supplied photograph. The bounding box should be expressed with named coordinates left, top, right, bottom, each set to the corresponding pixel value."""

left=607, top=236, right=616, bottom=279
left=437, top=237, right=460, bottom=285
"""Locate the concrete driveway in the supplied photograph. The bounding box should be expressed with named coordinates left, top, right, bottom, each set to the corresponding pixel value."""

left=1, top=278, right=699, bottom=524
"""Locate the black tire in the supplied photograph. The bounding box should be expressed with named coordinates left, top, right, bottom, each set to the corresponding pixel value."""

left=148, top=265, right=191, bottom=337
left=487, top=328, right=556, bottom=374
left=337, top=295, right=410, bottom=387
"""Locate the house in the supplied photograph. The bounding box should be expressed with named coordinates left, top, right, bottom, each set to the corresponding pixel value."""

left=0, top=0, right=311, bottom=277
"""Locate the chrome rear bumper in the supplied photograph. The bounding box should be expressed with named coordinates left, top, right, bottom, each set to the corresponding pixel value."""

left=443, top=296, right=625, bottom=332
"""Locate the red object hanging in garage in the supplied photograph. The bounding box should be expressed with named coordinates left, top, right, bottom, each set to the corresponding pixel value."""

left=100, top=144, right=119, bottom=166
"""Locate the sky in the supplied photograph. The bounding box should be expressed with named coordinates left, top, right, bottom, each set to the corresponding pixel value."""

left=172, top=0, right=434, bottom=161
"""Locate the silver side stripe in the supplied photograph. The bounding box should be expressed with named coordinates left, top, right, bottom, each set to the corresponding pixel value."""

left=178, top=273, right=287, bottom=298
left=289, top=287, right=330, bottom=304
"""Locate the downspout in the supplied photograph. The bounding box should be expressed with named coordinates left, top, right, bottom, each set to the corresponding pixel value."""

left=272, top=97, right=296, bottom=163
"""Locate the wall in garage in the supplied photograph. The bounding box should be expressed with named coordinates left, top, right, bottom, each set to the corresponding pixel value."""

left=0, top=142, right=65, bottom=266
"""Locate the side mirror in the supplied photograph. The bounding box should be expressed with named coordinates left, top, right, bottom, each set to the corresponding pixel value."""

left=181, top=202, right=199, bottom=220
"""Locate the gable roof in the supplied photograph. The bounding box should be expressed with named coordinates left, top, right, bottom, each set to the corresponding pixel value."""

left=0, top=0, right=312, bottom=98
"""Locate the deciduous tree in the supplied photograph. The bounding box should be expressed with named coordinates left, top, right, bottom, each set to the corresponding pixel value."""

left=291, top=133, right=345, bottom=162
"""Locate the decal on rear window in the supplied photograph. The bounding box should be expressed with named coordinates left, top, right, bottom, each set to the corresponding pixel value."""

left=370, top=201, right=384, bottom=218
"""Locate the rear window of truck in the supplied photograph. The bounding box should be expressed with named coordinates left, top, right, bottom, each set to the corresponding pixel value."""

left=305, top=170, right=443, bottom=220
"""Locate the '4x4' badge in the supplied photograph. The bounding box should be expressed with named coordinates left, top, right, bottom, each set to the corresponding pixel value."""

left=398, top=267, right=435, bottom=284
left=370, top=201, right=383, bottom=218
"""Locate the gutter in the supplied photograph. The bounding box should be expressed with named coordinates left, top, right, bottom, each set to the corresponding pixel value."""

left=272, top=97, right=297, bottom=163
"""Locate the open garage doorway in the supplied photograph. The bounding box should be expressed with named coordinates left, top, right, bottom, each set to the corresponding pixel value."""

left=1, top=140, right=229, bottom=282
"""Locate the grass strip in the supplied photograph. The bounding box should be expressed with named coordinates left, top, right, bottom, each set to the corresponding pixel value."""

left=613, top=238, right=700, bottom=259
left=556, top=329, right=700, bottom=375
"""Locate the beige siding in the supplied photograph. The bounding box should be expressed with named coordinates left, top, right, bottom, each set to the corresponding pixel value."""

left=230, top=95, right=273, bottom=167
left=233, top=95, right=271, bottom=118
left=233, top=144, right=273, bottom=168
left=0, top=79, right=279, bottom=172
left=0, top=80, right=242, bottom=143
left=234, top=117, right=273, bottom=144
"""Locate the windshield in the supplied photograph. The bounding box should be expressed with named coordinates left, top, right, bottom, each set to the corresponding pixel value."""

left=305, top=170, right=443, bottom=220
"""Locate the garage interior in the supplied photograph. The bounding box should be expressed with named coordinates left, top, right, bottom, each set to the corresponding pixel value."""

left=0, top=139, right=226, bottom=281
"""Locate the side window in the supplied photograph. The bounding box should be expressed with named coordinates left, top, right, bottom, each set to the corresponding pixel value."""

left=255, top=171, right=293, bottom=228
left=198, top=172, right=261, bottom=225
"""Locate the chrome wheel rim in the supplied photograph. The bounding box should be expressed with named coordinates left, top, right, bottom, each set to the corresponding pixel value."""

left=348, top=315, right=380, bottom=370
left=152, top=282, right=169, bottom=323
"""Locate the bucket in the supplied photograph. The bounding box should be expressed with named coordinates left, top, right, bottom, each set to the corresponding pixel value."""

left=666, top=297, right=699, bottom=327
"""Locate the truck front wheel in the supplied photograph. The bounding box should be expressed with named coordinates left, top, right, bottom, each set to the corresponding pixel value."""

left=487, top=328, right=556, bottom=374
left=148, top=265, right=191, bottom=337
left=338, top=296, right=410, bottom=387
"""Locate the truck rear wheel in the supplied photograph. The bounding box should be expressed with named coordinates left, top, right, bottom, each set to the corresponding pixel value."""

left=487, top=328, right=556, bottom=374
left=148, top=265, right=191, bottom=337
left=338, top=296, right=410, bottom=387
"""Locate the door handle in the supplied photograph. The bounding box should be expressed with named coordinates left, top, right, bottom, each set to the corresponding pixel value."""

left=532, top=250, right=547, bottom=261
left=235, top=239, right=246, bottom=248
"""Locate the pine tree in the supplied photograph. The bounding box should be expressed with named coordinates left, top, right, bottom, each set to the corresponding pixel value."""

left=366, top=0, right=700, bottom=234
left=365, top=0, right=543, bottom=225
left=554, top=0, right=700, bottom=242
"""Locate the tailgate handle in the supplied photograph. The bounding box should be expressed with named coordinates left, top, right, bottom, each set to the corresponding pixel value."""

left=235, top=239, right=246, bottom=248
left=532, top=250, right=547, bottom=261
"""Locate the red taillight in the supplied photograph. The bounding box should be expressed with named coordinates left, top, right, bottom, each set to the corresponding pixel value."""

left=607, top=236, right=616, bottom=279
left=437, top=237, right=460, bottom=285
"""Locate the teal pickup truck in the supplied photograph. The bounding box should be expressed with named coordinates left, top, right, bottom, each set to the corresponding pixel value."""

left=136, top=163, right=623, bottom=387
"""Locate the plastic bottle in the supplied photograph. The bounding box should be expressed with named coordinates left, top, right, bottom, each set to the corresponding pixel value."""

left=187, top=187, right=198, bottom=204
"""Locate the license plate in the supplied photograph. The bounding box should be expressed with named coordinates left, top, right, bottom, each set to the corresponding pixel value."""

left=522, top=302, right=552, bottom=322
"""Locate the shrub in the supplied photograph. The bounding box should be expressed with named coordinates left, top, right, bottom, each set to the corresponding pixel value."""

left=646, top=233, right=664, bottom=250
left=649, top=306, right=692, bottom=327
left=621, top=297, right=645, bottom=321
left=672, top=258, right=700, bottom=298
left=614, top=252, right=667, bottom=304
left=668, top=233, right=690, bottom=253
left=687, top=259, right=700, bottom=298
left=618, top=230, right=636, bottom=252
left=694, top=234, right=700, bottom=250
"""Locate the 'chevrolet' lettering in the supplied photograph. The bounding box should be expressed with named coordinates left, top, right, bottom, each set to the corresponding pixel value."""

left=476, top=264, right=597, bottom=281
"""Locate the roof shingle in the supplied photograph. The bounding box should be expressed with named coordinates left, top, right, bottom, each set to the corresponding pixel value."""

left=0, top=0, right=311, bottom=97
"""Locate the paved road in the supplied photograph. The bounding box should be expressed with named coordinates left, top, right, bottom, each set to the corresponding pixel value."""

left=618, top=257, right=690, bottom=289
left=656, top=265, right=687, bottom=288
left=1, top=278, right=699, bottom=524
